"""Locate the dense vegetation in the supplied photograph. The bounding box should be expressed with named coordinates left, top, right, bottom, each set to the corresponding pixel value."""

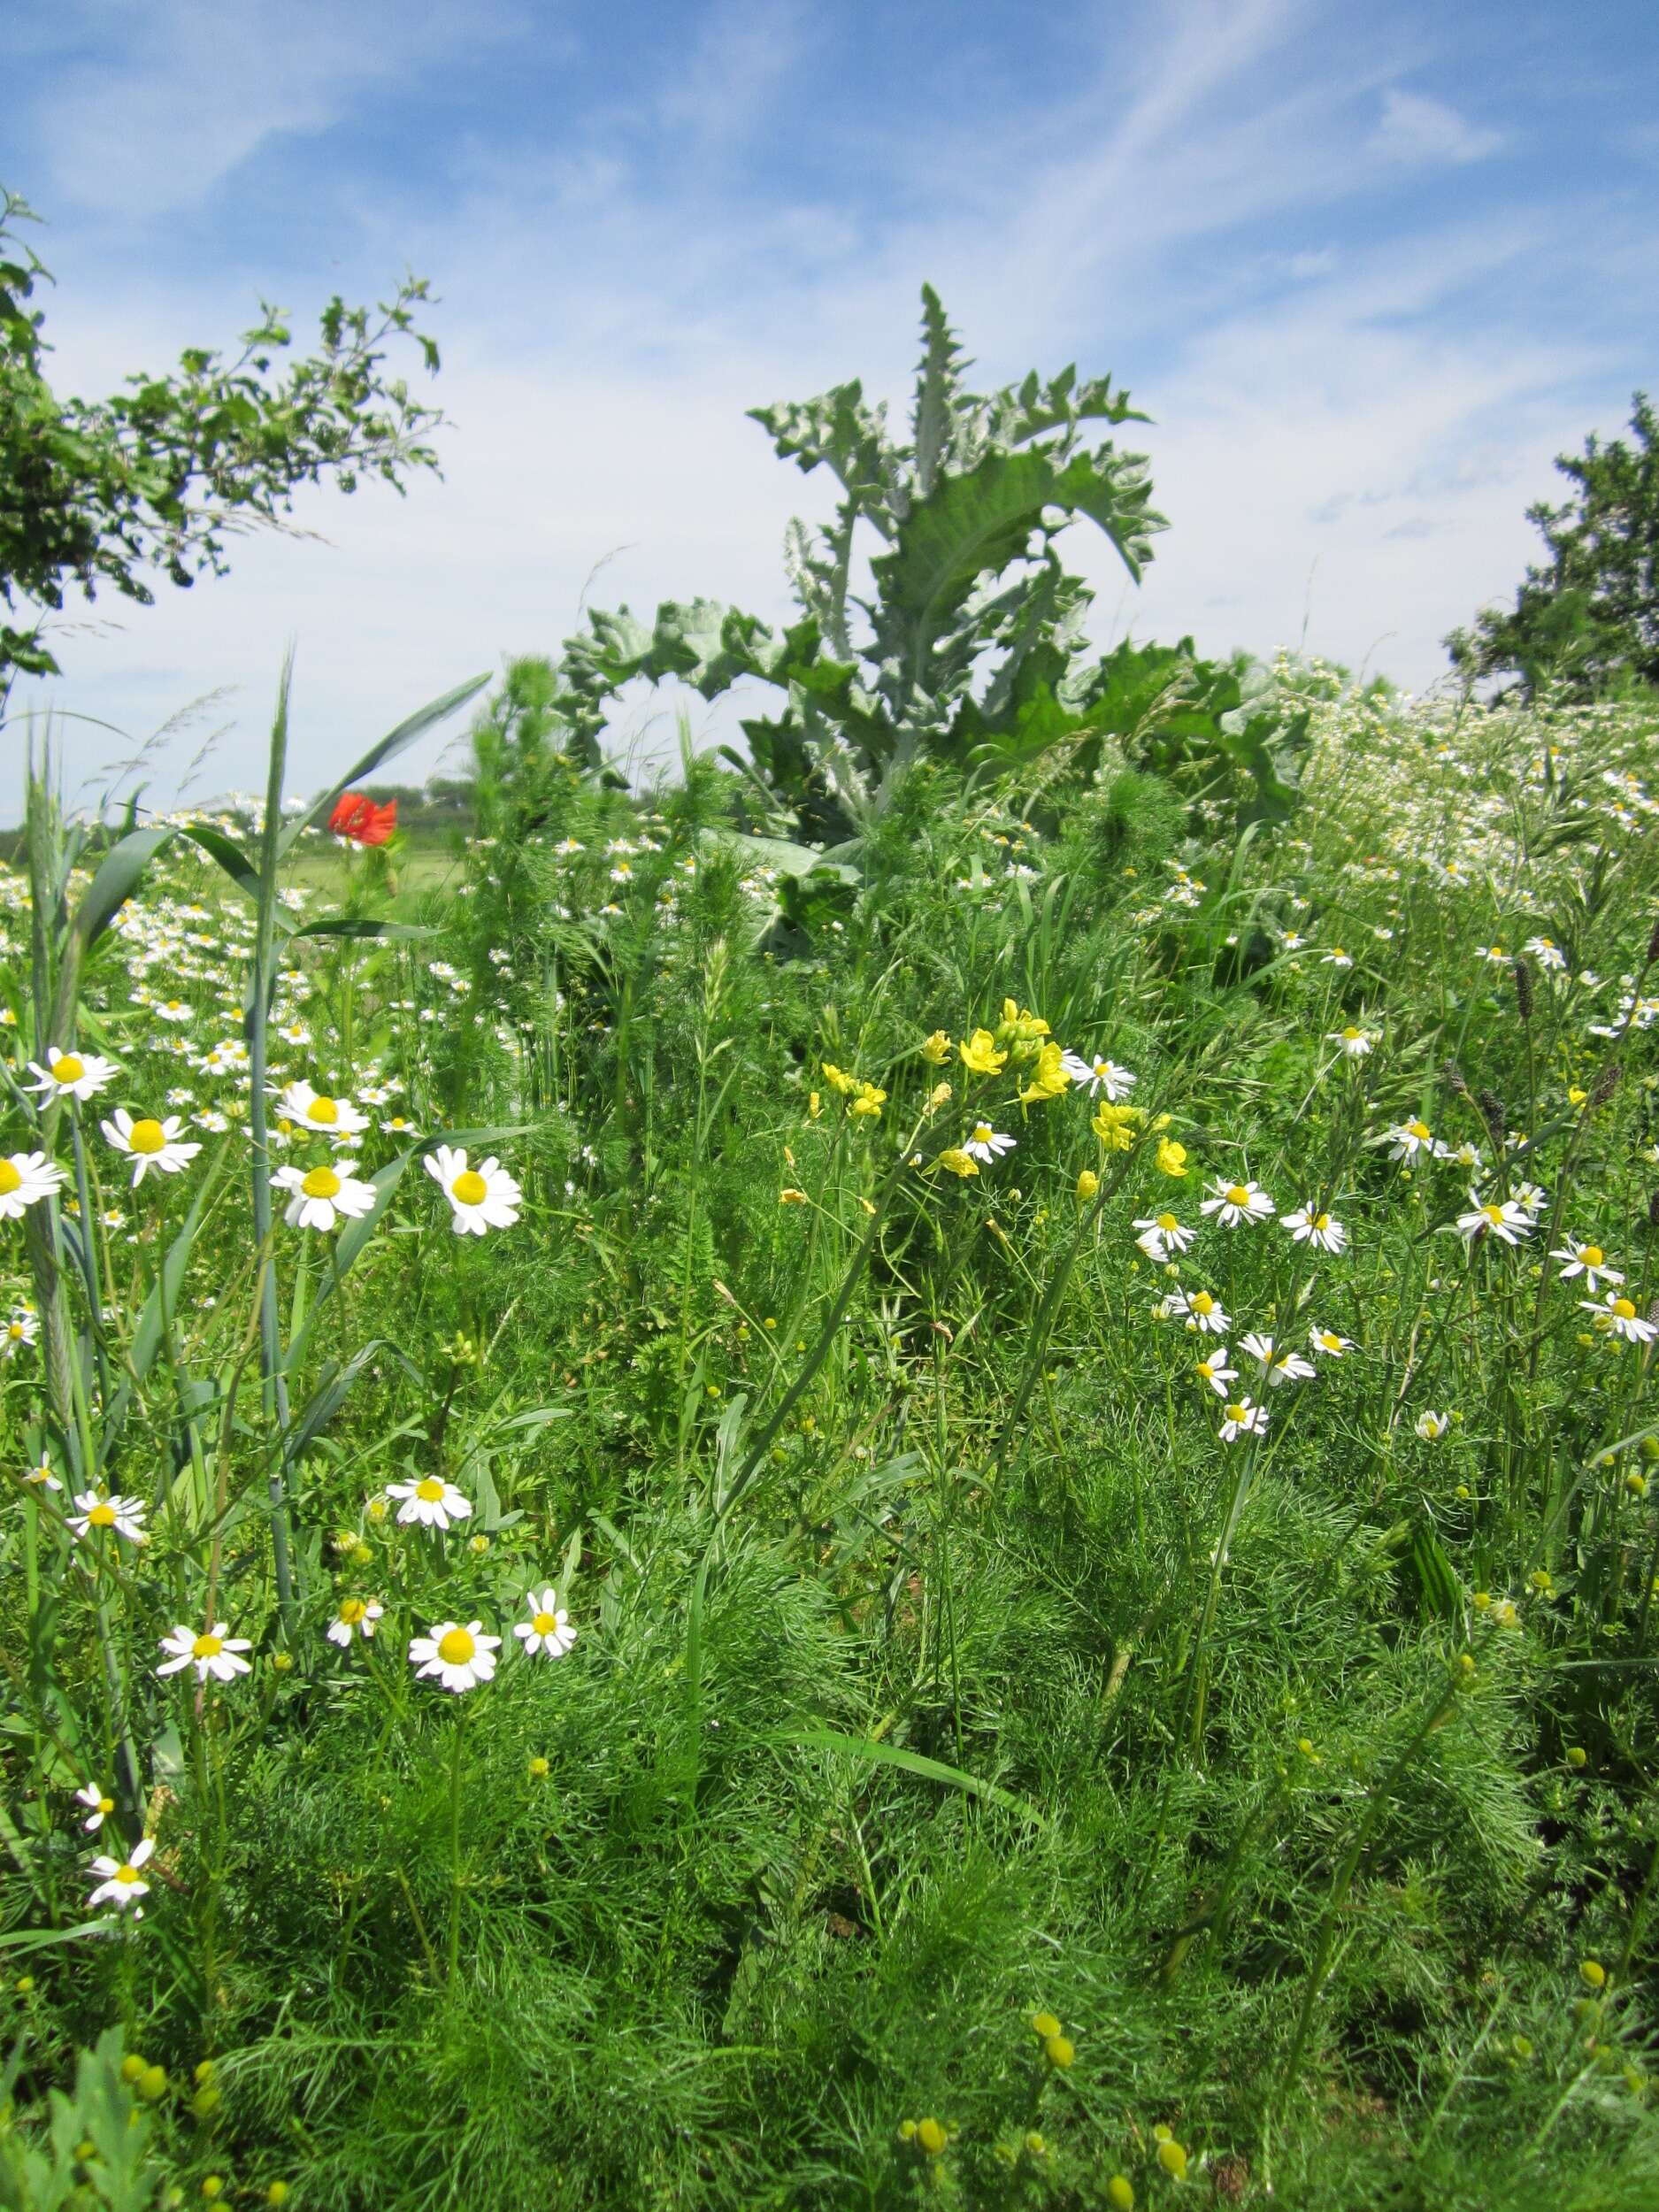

left=2, top=282, right=1658, bottom=2212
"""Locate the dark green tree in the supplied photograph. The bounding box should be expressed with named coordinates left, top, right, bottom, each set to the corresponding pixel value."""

left=1443, top=390, right=1659, bottom=703
left=0, top=185, right=446, bottom=697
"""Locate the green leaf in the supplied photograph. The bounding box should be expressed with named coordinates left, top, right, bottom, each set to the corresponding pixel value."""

left=69, top=826, right=173, bottom=950
left=289, top=918, right=439, bottom=942
left=771, top=1726, right=1047, bottom=1828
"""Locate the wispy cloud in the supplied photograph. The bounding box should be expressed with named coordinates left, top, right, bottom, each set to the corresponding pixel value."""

left=1370, top=87, right=1504, bottom=166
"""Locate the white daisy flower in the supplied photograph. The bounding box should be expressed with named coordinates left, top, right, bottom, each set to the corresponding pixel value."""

left=86, top=1835, right=154, bottom=1913
left=4, top=1306, right=41, bottom=1357
left=1321, top=946, right=1353, bottom=968
left=1327, top=1025, right=1374, bottom=1058
left=386, top=1475, right=472, bottom=1531
left=273, top=1157, right=378, bottom=1233
left=1157, top=1288, right=1230, bottom=1335
left=424, top=1146, right=522, bottom=1235
left=26, top=1047, right=119, bottom=1102
left=157, top=1622, right=253, bottom=1685
left=1200, top=1178, right=1276, bottom=1227
left=325, top=1597, right=384, bottom=1647
left=1133, top=1211, right=1195, bottom=1262
left=153, top=997, right=195, bottom=1023
left=1525, top=935, right=1567, bottom=972
left=67, top=1491, right=149, bottom=1545
left=275, top=1080, right=370, bottom=1143
left=1240, top=1332, right=1317, bottom=1387
left=100, top=1111, right=201, bottom=1186
left=1309, top=1325, right=1353, bottom=1359
left=513, top=1588, right=578, bottom=1658
left=1379, top=1118, right=1432, bottom=1161
left=1455, top=1190, right=1533, bottom=1247
left=1415, top=1410, right=1452, bottom=1441
left=1512, top=1180, right=1548, bottom=1216
left=1073, top=1056, right=1138, bottom=1101
left=1551, top=1240, right=1622, bottom=1292
left=1194, top=1347, right=1238, bottom=1398
left=1219, top=1396, right=1269, bottom=1442
left=1282, top=1204, right=1348, bottom=1254
left=75, top=1781, right=117, bottom=1832
left=22, top=1455, right=62, bottom=1490
left=409, top=1618, right=500, bottom=1694
left=962, top=1122, right=1016, bottom=1164
left=0, top=1150, right=67, bottom=1218
left=1580, top=1293, right=1656, bottom=1345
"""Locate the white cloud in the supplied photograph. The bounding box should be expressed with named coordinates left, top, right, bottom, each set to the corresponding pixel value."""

left=1371, top=88, right=1504, bottom=167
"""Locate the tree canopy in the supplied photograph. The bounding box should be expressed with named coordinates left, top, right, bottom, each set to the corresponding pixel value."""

left=0, top=185, right=447, bottom=699
left=1444, top=390, right=1659, bottom=704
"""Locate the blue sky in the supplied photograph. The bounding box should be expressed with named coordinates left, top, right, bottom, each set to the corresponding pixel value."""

left=7, top=0, right=1658, bottom=808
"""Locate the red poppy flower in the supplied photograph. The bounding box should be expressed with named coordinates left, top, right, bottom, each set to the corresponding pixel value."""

left=328, top=791, right=398, bottom=846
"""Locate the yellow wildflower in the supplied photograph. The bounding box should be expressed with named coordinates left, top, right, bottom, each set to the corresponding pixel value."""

left=1156, top=1137, right=1189, bottom=1177
left=938, top=1148, right=979, bottom=1178
left=1093, top=1100, right=1139, bottom=1152
left=920, top=1030, right=952, bottom=1064
left=1018, top=1041, right=1072, bottom=1102
left=820, top=1062, right=858, bottom=1095
left=959, top=1029, right=1008, bottom=1076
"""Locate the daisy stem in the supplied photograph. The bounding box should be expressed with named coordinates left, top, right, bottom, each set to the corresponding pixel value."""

left=447, top=1701, right=467, bottom=1984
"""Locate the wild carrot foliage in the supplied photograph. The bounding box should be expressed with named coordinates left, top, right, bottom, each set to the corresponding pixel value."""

left=1, top=661, right=1658, bottom=2210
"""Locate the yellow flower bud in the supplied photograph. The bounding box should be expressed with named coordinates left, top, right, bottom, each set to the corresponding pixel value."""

left=917, top=2116, right=948, bottom=2156
left=1156, top=2139, right=1188, bottom=2181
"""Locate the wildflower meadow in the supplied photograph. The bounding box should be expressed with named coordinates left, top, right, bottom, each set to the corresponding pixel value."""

left=3, top=302, right=1659, bottom=2212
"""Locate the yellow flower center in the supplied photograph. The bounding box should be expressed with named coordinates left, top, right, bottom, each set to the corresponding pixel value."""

left=1225, top=1185, right=1250, bottom=1206
left=1313, top=1213, right=1330, bottom=1230
left=972, top=1125, right=994, bottom=1144
left=437, top=1627, right=475, bottom=1664
left=306, top=1095, right=339, bottom=1125
left=1407, top=1121, right=1430, bottom=1141
left=97, top=1795, right=114, bottom=1816
left=415, top=1477, right=447, bottom=1502
left=1330, top=948, right=1346, bottom=959
left=338, top=1599, right=367, bottom=1625
left=302, top=1166, right=342, bottom=1201
left=1341, top=1026, right=1361, bottom=1041
left=1156, top=1213, right=1179, bottom=1233
left=1483, top=1205, right=1504, bottom=1225
left=129, top=1118, right=167, bottom=1155
left=452, top=1170, right=488, bottom=1206
left=532, top=1610, right=558, bottom=1635
left=191, top=1632, right=223, bottom=1660
left=51, top=1054, right=85, bottom=1082
left=88, top=1502, right=117, bottom=1528
left=1582, top=1246, right=1604, bottom=1267
left=1319, top=1333, right=1340, bottom=1350
left=0, top=1161, right=23, bottom=1194
left=1225, top=1402, right=1248, bottom=1425
left=115, top=1863, right=141, bottom=1886
left=1613, top=1298, right=1637, bottom=1321
left=1191, top=1293, right=1214, bottom=1316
